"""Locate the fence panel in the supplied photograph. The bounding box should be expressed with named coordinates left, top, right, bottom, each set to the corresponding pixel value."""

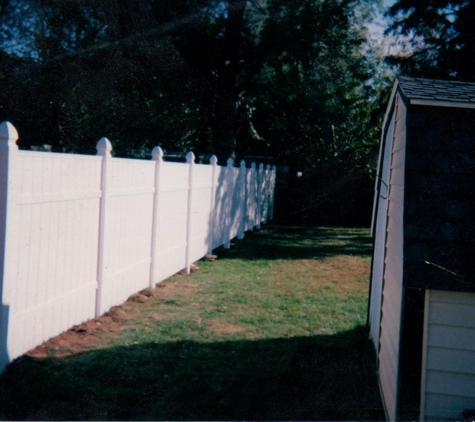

left=261, top=165, right=270, bottom=224
left=152, top=161, right=189, bottom=281
left=97, top=156, right=156, bottom=315
left=210, top=164, right=230, bottom=250
left=228, top=165, right=241, bottom=241
left=6, top=151, right=101, bottom=360
left=245, top=164, right=257, bottom=231
left=188, top=163, right=214, bottom=265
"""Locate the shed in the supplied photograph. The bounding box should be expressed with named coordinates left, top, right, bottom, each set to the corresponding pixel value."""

left=369, top=76, right=475, bottom=421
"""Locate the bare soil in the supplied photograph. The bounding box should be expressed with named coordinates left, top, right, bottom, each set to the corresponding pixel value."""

left=26, top=277, right=196, bottom=358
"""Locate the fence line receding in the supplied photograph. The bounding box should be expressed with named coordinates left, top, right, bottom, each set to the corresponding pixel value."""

left=0, top=121, right=276, bottom=371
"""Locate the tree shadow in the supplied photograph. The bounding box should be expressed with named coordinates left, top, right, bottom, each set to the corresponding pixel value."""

left=215, top=225, right=373, bottom=261
left=0, top=326, right=384, bottom=421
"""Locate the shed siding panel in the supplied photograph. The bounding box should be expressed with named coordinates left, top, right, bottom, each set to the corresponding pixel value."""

left=427, top=347, right=475, bottom=375
left=429, top=301, right=475, bottom=328
left=391, top=148, right=406, bottom=170
left=428, top=325, right=475, bottom=351
left=378, top=93, right=406, bottom=421
left=422, top=290, right=475, bottom=421
left=426, top=371, right=475, bottom=397
left=392, top=128, right=406, bottom=153
left=425, top=394, right=475, bottom=421
left=431, top=289, right=475, bottom=305
left=369, top=107, right=397, bottom=352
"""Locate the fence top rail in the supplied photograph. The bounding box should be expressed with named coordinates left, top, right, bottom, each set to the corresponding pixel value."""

left=0, top=122, right=278, bottom=172
left=18, top=150, right=102, bottom=161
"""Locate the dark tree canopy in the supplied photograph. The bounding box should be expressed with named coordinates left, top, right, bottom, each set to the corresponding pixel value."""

left=0, top=0, right=386, bottom=224
left=0, top=0, right=382, bottom=158
left=386, top=0, right=475, bottom=81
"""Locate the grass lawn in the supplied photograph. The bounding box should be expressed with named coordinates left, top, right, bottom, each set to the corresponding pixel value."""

left=0, top=225, right=384, bottom=421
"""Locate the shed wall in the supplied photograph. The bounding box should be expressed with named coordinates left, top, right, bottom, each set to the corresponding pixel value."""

left=403, top=106, right=475, bottom=293
left=421, top=289, right=475, bottom=421
left=369, top=106, right=396, bottom=353
left=378, top=93, right=406, bottom=421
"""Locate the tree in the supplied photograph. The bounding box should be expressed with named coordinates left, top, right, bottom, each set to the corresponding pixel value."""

left=152, top=0, right=385, bottom=163
left=1, top=0, right=382, bottom=160
left=386, top=0, right=475, bottom=81
left=0, top=0, right=387, bottom=224
left=0, top=0, right=210, bottom=155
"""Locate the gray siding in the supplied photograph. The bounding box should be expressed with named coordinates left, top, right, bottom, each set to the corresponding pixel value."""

left=421, top=290, right=475, bottom=421
left=378, top=94, right=406, bottom=421
left=369, top=106, right=396, bottom=353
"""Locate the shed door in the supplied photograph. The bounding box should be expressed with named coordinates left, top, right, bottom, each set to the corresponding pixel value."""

left=369, top=109, right=395, bottom=353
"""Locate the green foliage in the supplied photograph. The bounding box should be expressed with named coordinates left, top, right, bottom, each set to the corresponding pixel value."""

left=0, top=0, right=383, bottom=161
left=0, top=0, right=388, bottom=224
left=386, top=0, right=475, bottom=81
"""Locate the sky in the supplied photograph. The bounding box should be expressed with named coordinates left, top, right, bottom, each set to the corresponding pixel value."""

left=365, top=0, right=408, bottom=57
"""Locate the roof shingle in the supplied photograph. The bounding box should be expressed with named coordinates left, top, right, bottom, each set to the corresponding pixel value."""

left=397, top=76, right=475, bottom=104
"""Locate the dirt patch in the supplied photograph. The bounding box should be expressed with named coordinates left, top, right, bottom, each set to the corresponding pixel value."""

left=25, top=276, right=203, bottom=359
left=25, top=280, right=190, bottom=359
left=269, top=256, right=370, bottom=294
left=27, top=321, right=110, bottom=358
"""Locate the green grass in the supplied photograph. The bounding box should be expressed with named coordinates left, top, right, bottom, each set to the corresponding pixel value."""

left=0, top=225, right=384, bottom=421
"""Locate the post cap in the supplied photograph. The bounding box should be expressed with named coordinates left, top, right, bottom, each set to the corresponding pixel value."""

left=0, top=121, right=19, bottom=149
left=152, top=146, right=164, bottom=161
left=96, top=137, right=112, bottom=156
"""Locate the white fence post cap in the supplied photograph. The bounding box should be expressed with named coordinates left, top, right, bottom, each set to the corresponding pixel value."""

left=227, top=157, right=234, bottom=167
left=186, top=151, right=195, bottom=163
left=210, top=155, right=218, bottom=165
left=96, top=137, right=112, bottom=156
left=0, top=121, right=19, bottom=148
left=240, top=160, right=246, bottom=168
left=152, top=146, right=164, bottom=161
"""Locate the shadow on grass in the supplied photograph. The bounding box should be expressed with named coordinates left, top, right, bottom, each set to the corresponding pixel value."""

left=0, top=326, right=384, bottom=421
left=218, top=225, right=373, bottom=261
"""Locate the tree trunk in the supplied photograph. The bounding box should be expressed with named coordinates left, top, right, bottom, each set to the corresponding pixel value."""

left=213, top=91, right=240, bottom=164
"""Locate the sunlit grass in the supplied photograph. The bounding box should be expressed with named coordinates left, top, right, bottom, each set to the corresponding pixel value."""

left=0, top=225, right=384, bottom=421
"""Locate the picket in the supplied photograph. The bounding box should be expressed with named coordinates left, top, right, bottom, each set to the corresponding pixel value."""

left=0, top=122, right=276, bottom=371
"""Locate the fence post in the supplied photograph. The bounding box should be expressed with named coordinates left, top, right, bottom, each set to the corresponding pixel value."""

left=184, top=151, right=195, bottom=274
left=249, top=162, right=256, bottom=230
left=208, top=155, right=218, bottom=255
left=269, top=165, right=276, bottom=220
left=256, top=163, right=263, bottom=229
left=95, top=137, right=112, bottom=317
left=224, top=157, right=234, bottom=249
left=0, top=122, right=18, bottom=372
left=244, top=164, right=250, bottom=232
left=149, top=146, right=164, bottom=287
left=238, top=160, right=246, bottom=240
left=263, top=164, right=271, bottom=224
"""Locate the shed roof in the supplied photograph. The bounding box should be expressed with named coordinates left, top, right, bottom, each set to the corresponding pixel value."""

left=397, top=76, right=475, bottom=108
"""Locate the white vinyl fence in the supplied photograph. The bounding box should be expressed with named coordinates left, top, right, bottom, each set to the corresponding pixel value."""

left=0, top=122, right=276, bottom=371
